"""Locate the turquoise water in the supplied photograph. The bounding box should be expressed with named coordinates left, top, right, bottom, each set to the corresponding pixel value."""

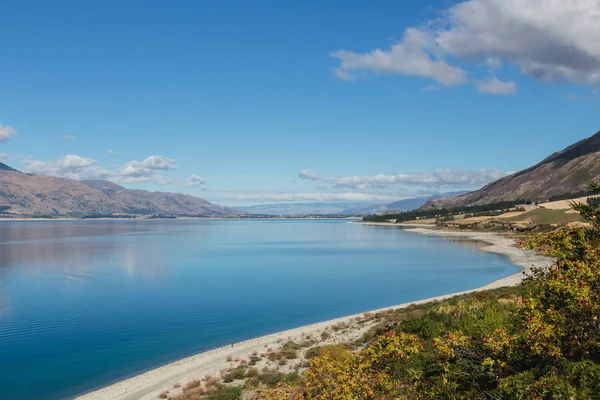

left=0, top=220, right=519, bottom=399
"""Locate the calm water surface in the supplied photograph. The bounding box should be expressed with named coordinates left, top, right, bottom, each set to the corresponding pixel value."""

left=0, top=220, right=519, bottom=399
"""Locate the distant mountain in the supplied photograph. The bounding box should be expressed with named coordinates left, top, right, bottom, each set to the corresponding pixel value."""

left=0, top=162, right=17, bottom=172
left=0, top=165, right=241, bottom=217
left=237, top=192, right=468, bottom=216
left=340, top=203, right=389, bottom=216
left=341, top=192, right=468, bottom=215
left=424, top=130, right=600, bottom=210
left=236, top=202, right=376, bottom=216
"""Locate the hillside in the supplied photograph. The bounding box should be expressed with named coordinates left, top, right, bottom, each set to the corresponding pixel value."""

left=424, top=130, right=600, bottom=209
left=82, top=180, right=238, bottom=216
left=342, top=191, right=468, bottom=215
left=0, top=164, right=240, bottom=217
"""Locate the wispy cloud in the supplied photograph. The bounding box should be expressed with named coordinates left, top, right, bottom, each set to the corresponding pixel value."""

left=476, top=78, right=517, bottom=95
left=332, top=0, right=600, bottom=92
left=184, top=175, right=206, bottom=187
left=0, top=123, right=18, bottom=143
left=298, top=169, right=508, bottom=190
left=107, top=149, right=116, bottom=157
left=333, top=68, right=356, bottom=81
left=63, top=135, right=75, bottom=140
left=331, top=28, right=468, bottom=86
left=298, top=169, right=320, bottom=181
left=213, top=192, right=398, bottom=203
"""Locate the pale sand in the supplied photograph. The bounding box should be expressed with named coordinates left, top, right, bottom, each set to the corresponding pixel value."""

left=76, top=225, right=553, bottom=400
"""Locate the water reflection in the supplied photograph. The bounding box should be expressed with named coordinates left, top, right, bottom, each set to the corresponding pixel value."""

left=0, top=220, right=519, bottom=400
left=0, top=221, right=178, bottom=294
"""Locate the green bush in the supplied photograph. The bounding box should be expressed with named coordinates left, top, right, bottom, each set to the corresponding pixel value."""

left=206, top=386, right=242, bottom=400
left=304, top=346, right=323, bottom=359
left=222, top=366, right=246, bottom=382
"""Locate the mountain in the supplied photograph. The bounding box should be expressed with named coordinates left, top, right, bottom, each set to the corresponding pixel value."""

left=339, top=203, right=389, bottom=215
left=81, top=180, right=238, bottom=216
left=236, top=202, right=377, bottom=216
left=424, top=130, right=600, bottom=209
left=0, top=165, right=241, bottom=217
left=237, top=193, right=469, bottom=216
left=0, top=162, right=18, bottom=172
left=341, top=192, right=468, bottom=215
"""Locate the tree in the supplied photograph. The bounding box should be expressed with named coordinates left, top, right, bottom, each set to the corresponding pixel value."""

left=570, top=182, right=600, bottom=233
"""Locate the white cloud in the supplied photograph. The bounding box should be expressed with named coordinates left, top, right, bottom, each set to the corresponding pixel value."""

left=332, top=28, right=468, bottom=86
left=476, top=77, right=517, bottom=95
left=215, top=192, right=397, bottom=203
left=107, top=149, right=116, bottom=157
left=333, top=68, right=356, bottom=81
left=115, top=156, right=177, bottom=184
left=299, top=169, right=508, bottom=190
left=0, top=124, right=18, bottom=143
left=63, top=135, right=75, bottom=140
left=437, top=0, right=600, bottom=86
left=0, top=153, right=8, bottom=162
left=23, top=154, right=179, bottom=184
left=332, top=0, right=600, bottom=91
left=23, top=155, right=111, bottom=181
left=298, top=169, right=320, bottom=181
left=483, top=57, right=502, bottom=70
left=184, top=175, right=206, bottom=187
left=136, top=155, right=177, bottom=170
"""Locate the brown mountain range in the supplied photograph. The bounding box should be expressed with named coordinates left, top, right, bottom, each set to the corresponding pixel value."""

left=0, top=165, right=241, bottom=217
left=423, top=130, right=600, bottom=209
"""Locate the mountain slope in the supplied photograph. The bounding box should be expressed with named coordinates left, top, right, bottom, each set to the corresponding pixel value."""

left=0, top=166, right=126, bottom=215
left=0, top=165, right=240, bottom=216
left=82, top=180, right=238, bottom=216
left=341, top=192, right=468, bottom=215
left=424, top=130, right=600, bottom=209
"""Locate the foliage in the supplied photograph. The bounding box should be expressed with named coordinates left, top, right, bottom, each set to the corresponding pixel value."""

left=260, top=183, right=600, bottom=399
left=206, top=386, right=243, bottom=400
left=570, top=182, right=600, bottom=233
left=363, top=200, right=531, bottom=223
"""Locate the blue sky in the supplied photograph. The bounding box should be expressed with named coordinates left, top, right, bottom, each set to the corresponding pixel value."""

left=1, top=0, right=599, bottom=206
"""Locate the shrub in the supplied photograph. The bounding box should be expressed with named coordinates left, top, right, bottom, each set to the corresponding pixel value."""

left=205, top=386, right=242, bottom=400
left=279, top=347, right=297, bottom=360
left=222, top=366, right=246, bottom=383
left=249, top=354, right=260, bottom=365
left=304, top=346, right=322, bottom=360
left=184, top=380, right=201, bottom=390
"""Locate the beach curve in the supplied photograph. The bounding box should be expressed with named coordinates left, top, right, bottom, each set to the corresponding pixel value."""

left=76, top=225, right=553, bottom=400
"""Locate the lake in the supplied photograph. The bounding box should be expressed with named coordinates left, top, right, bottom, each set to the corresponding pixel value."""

left=0, top=219, right=519, bottom=399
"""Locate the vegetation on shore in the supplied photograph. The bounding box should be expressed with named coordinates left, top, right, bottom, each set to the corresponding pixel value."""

left=162, top=183, right=600, bottom=399
left=255, top=184, right=600, bottom=399
left=362, top=200, right=531, bottom=223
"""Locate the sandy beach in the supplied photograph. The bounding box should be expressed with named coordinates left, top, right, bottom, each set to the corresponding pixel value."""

left=76, top=225, right=553, bottom=400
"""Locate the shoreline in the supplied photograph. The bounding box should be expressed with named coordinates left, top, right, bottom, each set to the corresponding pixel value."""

left=76, top=226, right=553, bottom=400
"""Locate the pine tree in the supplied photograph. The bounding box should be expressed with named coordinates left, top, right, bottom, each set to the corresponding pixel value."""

left=570, top=182, right=600, bottom=233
